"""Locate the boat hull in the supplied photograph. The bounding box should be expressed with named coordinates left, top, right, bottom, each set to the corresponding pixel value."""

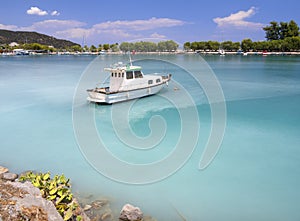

left=87, top=83, right=165, bottom=104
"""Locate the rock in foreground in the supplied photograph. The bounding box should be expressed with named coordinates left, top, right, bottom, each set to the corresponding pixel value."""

left=0, top=181, right=64, bottom=221
left=119, top=204, right=143, bottom=221
left=1, top=172, right=18, bottom=181
left=0, top=166, right=9, bottom=174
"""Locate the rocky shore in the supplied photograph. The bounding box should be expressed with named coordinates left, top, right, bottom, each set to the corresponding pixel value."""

left=0, top=165, right=156, bottom=221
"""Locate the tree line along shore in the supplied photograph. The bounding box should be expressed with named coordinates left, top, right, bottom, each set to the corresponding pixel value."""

left=1, top=20, right=299, bottom=54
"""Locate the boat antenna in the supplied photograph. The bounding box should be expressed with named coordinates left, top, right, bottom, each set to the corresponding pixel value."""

left=128, top=51, right=133, bottom=66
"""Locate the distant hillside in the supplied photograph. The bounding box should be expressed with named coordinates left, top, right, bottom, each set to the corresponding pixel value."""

left=0, top=29, right=80, bottom=48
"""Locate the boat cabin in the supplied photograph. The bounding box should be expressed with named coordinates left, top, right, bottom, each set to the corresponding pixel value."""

left=105, top=64, right=163, bottom=93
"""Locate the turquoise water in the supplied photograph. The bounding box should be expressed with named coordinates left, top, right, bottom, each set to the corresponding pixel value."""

left=1, top=54, right=300, bottom=220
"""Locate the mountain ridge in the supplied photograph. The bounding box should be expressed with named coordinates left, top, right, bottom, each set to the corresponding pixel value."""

left=0, top=29, right=79, bottom=48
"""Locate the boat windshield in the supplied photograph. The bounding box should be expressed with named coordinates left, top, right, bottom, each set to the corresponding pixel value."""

left=134, top=70, right=143, bottom=78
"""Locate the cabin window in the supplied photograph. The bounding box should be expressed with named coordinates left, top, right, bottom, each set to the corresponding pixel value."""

left=126, top=71, right=133, bottom=79
left=122, top=73, right=124, bottom=78
left=114, top=73, right=117, bottom=77
left=148, top=80, right=153, bottom=84
left=111, top=73, right=114, bottom=77
left=118, top=73, right=121, bottom=77
left=156, top=79, right=161, bottom=83
left=134, top=70, right=143, bottom=78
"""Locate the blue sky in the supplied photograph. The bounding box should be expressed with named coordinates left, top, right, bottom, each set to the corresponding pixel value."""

left=1, top=0, right=299, bottom=46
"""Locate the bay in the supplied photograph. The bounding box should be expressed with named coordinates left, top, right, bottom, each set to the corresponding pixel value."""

left=0, top=54, right=299, bottom=221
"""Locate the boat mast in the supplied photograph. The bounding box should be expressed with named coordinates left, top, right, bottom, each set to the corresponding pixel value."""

left=129, top=52, right=133, bottom=66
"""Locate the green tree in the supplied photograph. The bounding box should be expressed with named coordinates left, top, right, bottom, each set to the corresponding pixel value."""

left=264, top=20, right=299, bottom=41
left=110, top=44, right=120, bottom=52
left=158, top=40, right=178, bottom=52
left=287, top=20, right=299, bottom=37
left=190, top=42, right=199, bottom=51
left=263, top=21, right=280, bottom=41
left=221, top=41, right=238, bottom=51
left=119, top=42, right=131, bottom=52
left=198, top=41, right=208, bottom=51
left=255, top=41, right=269, bottom=51
left=83, top=45, right=89, bottom=51
left=103, top=44, right=110, bottom=50
left=134, top=42, right=145, bottom=51
left=184, top=42, right=191, bottom=50
left=141, top=41, right=157, bottom=52
left=283, top=36, right=300, bottom=51
left=165, top=40, right=178, bottom=51
left=268, top=40, right=282, bottom=51
left=90, top=45, right=97, bottom=52
left=241, top=39, right=253, bottom=52
left=206, top=41, right=220, bottom=51
left=157, top=41, right=167, bottom=51
left=232, top=42, right=241, bottom=51
left=71, top=45, right=82, bottom=52
left=279, top=22, right=289, bottom=39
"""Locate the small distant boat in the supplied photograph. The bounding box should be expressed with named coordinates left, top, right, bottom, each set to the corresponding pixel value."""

left=87, top=60, right=171, bottom=104
left=218, top=48, right=226, bottom=56
left=13, top=49, right=29, bottom=55
left=98, top=50, right=106, bottom=55
left=236, top=49, right=243, bottom=55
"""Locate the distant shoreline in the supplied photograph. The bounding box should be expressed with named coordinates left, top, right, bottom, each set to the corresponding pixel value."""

left=195, top=51, right=300, bottom=55
left=1, top=50, right=300, bottom=56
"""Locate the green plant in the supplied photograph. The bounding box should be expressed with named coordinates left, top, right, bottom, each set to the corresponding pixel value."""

left=19, top=171, right=81, bottom=221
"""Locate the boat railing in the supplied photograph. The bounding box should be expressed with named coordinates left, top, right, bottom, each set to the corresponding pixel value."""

left=95, top=73, right=171, bottom=92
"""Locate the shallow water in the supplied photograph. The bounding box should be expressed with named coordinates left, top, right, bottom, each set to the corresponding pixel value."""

left=1, top=54, right=300, bottom=220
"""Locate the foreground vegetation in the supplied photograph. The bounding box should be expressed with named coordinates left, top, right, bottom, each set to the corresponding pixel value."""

left=19, top=172, right=82, bottom=221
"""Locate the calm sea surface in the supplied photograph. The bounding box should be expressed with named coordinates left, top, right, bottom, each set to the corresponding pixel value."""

left=1, top=54, right=300, bottom=221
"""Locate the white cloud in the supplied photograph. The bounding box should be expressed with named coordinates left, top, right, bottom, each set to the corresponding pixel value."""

left=55, top=28, right=95, bottom=39
left=0, top=23, right=18, bottom=30
left=27, top=7, right=48, bottom=16
left=51, top=11, right=60, bottom=16
left=213, top=7, right=263, bottom=29
left=93, top=17, right=185, bottom=31
left=1, top=17, right=185, bottom=44
left=28, top=19, right=85, bottom=30
left=53, top=17, right=184, bottom=43
left=150, top=32, right=166, bottom=39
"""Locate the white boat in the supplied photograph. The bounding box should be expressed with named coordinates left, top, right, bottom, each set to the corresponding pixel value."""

left=13, top=49, right=29, bottom=55
left=87, top=61, right=171, bottom=104
left=218, top=48, right=226, bottom=56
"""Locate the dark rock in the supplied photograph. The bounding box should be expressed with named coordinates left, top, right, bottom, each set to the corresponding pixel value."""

left=119, top=204, right=143, bottom=221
